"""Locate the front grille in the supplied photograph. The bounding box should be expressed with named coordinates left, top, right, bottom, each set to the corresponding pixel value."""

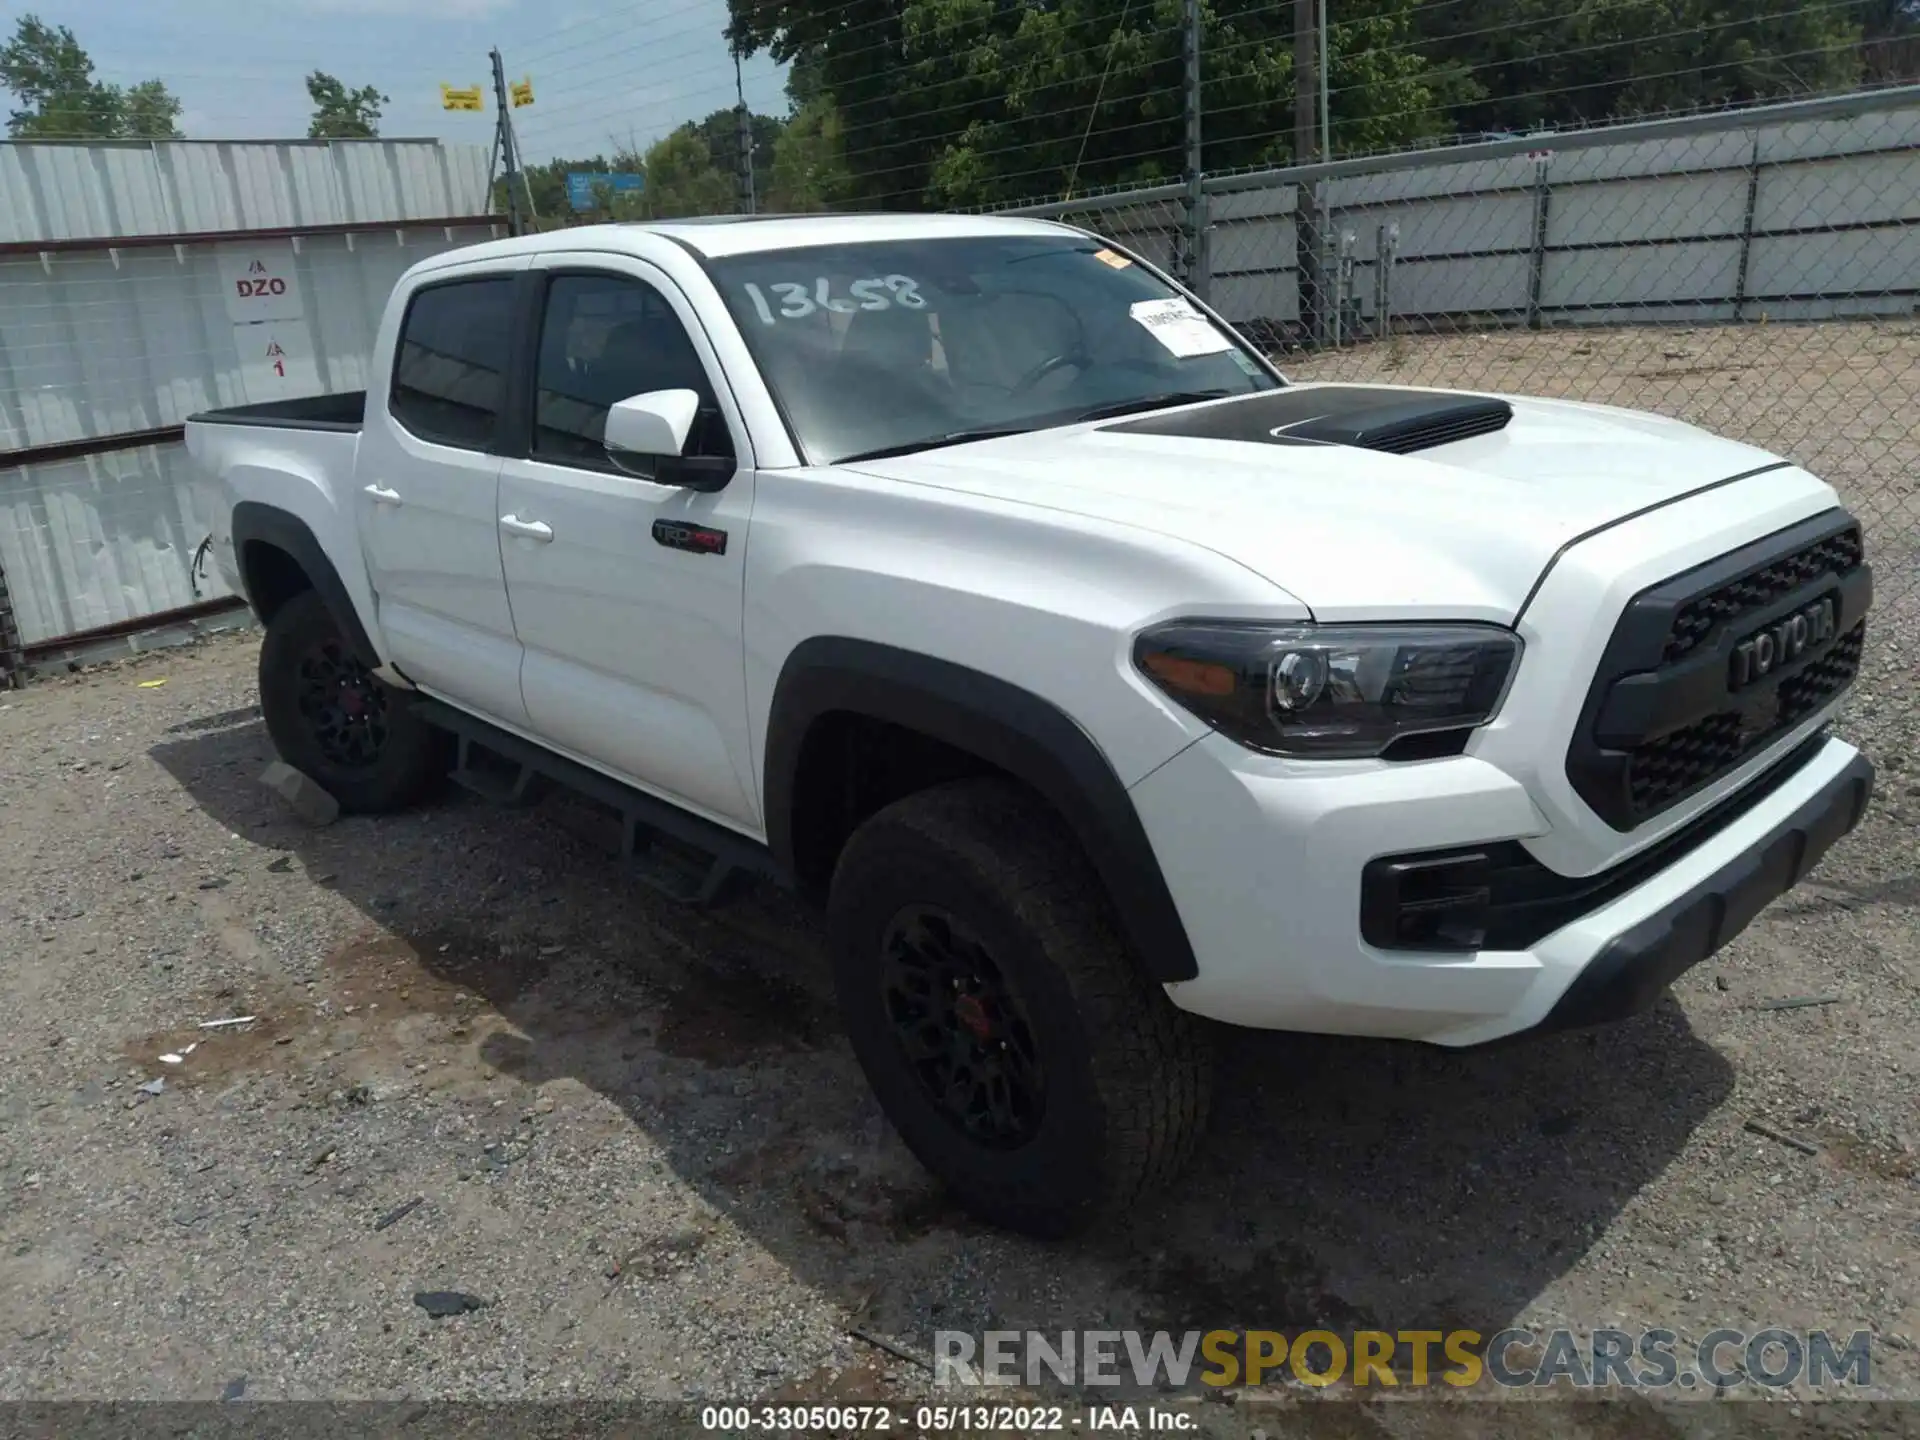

left=1567, top=509, right=1872, bottom=831
left=1664, top=527, right=1864, bottom=663
left=1779, top=621, right=1866, bottom=720
left=1625, top=623, right=1863, bottom=814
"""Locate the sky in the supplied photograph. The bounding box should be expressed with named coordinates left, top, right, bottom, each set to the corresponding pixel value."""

left=16, top=0, right=789, bottom=163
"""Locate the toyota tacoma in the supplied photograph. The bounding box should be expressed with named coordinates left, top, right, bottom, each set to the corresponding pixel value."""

left=185, top=213, right=1876, bottom=1237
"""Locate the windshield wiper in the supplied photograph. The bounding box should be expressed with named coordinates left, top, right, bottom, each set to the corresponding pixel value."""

left=1068, top=390, right=1231, bottom=424
left=835, top=427, right=1035, bottom=464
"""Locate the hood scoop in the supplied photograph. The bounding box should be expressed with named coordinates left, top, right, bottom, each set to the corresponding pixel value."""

left=1102, top=384, right=1514, bottom=456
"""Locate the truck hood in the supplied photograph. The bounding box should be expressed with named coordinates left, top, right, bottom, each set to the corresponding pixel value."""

left=837, top=382, right=1787, bottom=621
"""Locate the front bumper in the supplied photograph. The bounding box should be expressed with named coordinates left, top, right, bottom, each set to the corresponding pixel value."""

left=1130, top=729, right=1872, bottom=1046
left=1534, top=744, right=1871, bottom=1032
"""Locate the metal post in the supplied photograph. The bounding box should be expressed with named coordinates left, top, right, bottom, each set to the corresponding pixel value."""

left=735, top=54, right=757, bottom=216
left=489, top=49, right=524, bottom=236
left=0, top=558, right=22, bottom=688
left=1294, top=0, right=1322, bottom=346
left=1374, top=221, right=1397, bottom=341
left=1525, top=153, right=1551, bottom=331
left=1181, top=0, right=1207, bottom=298
left=1733, top=130, right=1761, bottom=321
left=1335, top=229, right=1358, bottom=345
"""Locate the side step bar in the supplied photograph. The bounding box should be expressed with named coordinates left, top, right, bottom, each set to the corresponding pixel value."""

left=414, top=698, right=785, bottom=908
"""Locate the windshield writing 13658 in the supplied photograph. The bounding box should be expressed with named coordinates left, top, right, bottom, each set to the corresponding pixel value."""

left=741, top=276, right=927, bottom=323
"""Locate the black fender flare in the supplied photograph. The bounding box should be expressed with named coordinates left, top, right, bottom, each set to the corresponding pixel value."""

left=231, top=501, right=380, bottom=667
left=763, top=637, right=1199, bottom=984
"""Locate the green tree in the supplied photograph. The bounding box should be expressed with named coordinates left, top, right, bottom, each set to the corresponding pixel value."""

left=690, top=106, right=784, bottom=209
left=121, top=79, right=183, bottom=138
left=1861, top=0, right=1920, bottom=82
left=1411, top=0, right=1865, bottom=135
left=783, top=45, right=829, bottom=111
left=507, top=114, right=804, bottom=227
left=728, top=0, right=1460, bottom=209
left=503, top=153, right=614, bottom=219
left=766, top=97, right=850, bottom=210
left=0, top=13, right=182, bottom=139
left=306, top=70, right=388, bottom=139
left=630, top=126, right=736, bottom=219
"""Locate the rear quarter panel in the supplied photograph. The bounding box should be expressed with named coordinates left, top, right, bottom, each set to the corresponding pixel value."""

left=185, top=419, right=382, bottom=657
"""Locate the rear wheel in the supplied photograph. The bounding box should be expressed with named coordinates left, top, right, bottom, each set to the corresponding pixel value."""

left=257, top=589, right=444, bottom=814
left=826, top=778, right=1214, bottom=1238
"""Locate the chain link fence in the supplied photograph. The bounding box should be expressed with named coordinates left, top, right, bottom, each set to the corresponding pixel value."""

left=1003, top=89, right=1920, bottom=647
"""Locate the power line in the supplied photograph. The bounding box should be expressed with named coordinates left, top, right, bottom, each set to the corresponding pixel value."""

left=824, top=33, right=1890, bottom=208
left=12, top=0, right=1891, bottom=210
left=784, top=2, right=1881, bottom=189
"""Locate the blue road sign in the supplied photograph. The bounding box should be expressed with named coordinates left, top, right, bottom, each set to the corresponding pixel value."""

left=565, top=172, right=645, bottom=212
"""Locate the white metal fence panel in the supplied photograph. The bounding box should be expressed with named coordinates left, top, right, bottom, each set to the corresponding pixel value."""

left=1206, top=186, right=1297, bottom=325
left=1548, top=172, right=1751, bottom=247
left=1015, top=95, right=1919, bottom=334
left=0, top=442, right=220, bottom=646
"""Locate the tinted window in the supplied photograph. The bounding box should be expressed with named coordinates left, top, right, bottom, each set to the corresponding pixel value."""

left=705, top=235, right=1276, bottom=464
left=390, top=277, right=515, bottom=449
left=531, top=273, right=733, bottom=472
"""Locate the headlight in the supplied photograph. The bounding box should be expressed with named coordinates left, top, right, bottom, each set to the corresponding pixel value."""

left=1133, top=620, right=1522, bottom=758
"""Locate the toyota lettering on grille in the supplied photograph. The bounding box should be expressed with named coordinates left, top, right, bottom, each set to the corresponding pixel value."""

left=1730, top=595, right=1837, bottom=690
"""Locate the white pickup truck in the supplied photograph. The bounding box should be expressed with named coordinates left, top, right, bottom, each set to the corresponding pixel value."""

left=187, top=212, right=1875, bottom=1237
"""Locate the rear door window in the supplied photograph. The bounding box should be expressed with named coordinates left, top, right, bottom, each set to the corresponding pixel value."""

left=390, top=277, right=516, bottom=449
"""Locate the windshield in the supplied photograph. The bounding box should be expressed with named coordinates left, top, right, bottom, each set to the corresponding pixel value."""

left=704, top=234, right=1279, bottom=464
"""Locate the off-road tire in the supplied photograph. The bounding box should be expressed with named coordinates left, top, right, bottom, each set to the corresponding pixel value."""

left=826, top=777, right=1215, bottom=1238
left=257, top=589, right=444, bottom=814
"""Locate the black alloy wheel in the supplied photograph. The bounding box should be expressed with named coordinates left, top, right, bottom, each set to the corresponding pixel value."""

left=879, top=903, right=1046, bottom=1149
left=294, top=634, right=390, bottom=770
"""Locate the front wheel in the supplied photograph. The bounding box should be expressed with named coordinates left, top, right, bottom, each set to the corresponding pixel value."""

left=257, top=589, right=444, bottom=814
left=826, top=778, right=1215, bottom=1238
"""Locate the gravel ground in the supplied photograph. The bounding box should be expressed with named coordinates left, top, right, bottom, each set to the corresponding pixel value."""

left=1, top=325, right=1917, bottom=1434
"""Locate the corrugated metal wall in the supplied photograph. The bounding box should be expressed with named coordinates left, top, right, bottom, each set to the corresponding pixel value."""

left=0, top=139, right=498, bottom=654
left=0, top=139, right=494, bottom=243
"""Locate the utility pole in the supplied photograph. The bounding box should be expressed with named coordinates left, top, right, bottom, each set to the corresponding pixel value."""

left=1318, top=0, right=1331, bottom=164
left=1293, top=0, right=1322, bottom=347
left=734, top=53, right=757, bottom=216
left=1181, top=0, right=1207, bottom=300
left=490, top=48, right=529, bottom=234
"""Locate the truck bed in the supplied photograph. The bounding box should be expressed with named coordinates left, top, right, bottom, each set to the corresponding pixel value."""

left=187, top=391, right=366, bottom=432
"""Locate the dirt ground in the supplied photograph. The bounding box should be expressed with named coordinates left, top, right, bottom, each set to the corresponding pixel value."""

left=1, top=325, right=1918, bottom=1435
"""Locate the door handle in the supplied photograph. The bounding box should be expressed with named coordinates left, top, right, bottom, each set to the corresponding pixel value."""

left=499, top=514, right=553, bottom=542
left=363, top=483, right=402, bottom=507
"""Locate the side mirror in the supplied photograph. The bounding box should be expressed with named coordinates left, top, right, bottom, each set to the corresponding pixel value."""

left=603, top=389, right=734, bottom=493
left=605, top=389, right=698, bottom=462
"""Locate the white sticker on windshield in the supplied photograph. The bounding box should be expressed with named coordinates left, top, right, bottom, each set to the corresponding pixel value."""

left=1129, top=298, right=1233, bottom=358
